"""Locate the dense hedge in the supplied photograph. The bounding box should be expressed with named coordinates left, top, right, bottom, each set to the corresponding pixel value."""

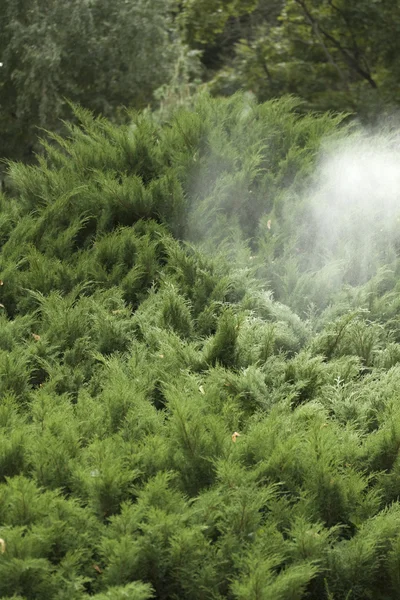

left=1, top=94, right=400, bottom=599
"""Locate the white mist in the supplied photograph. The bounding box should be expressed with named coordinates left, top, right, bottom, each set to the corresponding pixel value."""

left=309, top=132, right=400, bottom=283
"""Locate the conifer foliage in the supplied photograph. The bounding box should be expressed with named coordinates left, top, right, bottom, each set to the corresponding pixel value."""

left=1, top=94, right=400, bottom=599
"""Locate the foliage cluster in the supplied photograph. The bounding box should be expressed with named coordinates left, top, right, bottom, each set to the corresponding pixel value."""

left=2, top=95, right=400, bottom=599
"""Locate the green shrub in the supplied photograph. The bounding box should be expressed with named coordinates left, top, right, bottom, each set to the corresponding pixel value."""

left=1, top=93, right=400, bottom=599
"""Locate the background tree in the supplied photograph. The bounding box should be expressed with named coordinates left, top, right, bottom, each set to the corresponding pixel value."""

left=181, top=0, right=400, bottom=116
left=0, top=0, right=187, bottom=162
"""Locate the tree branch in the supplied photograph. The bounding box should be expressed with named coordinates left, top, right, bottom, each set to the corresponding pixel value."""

left=294, top=0, right=377, bottom=89
left=327, top=0, right=360, bottom=59
left=257, top=47, right=273, bottom=83
left=293, top=0, right=347, bottom=89
left=327, top=0, right=373, bottom=75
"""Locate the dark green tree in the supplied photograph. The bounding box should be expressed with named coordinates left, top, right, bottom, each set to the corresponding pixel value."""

left=0, top=0, right=186, bottom=162
left=181, top=0, right=400, bottom=115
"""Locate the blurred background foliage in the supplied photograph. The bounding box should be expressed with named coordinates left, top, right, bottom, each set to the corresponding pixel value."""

left=2, top=0, right=400, bottom=165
